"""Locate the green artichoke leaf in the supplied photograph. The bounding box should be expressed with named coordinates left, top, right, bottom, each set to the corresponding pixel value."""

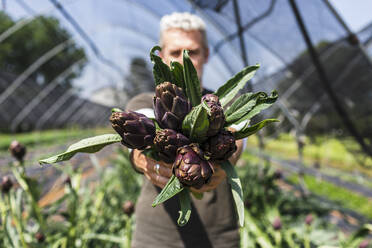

left=201, top=100, right=212, bottom=116
left=224, top=92, right=259, bottom=125
left=225, top=91, right=278, bottom=126
left=150, top=46, right=172, bottom=86
left=152, top=175, right=184, bottom=207
left=12, top=168, right=40, bottom=200
left=177, top=188, right=192, bottom=226
left=182, top=104, right=209, bottom=143
left=39, top=134, right=122, bottom=165
left=220, top=160, right=244, bottom=227
left=141, top=148, right=160, bottom=161
left=170, top=61, right=186, bottom=90
left=183, top=50, right=202, bottom=107
left=342, top=224, right=372, bottom=248
left=191, top=191, right=204, bottom=200
left=111, top=108, right=123, bottom=113
left=244, top=210, right=275, bottom=248
left=149, top=117, right=162, bottom=132
left=233, top=119, right=279, bottom=140
left=214, top=64, right=260, bottom=107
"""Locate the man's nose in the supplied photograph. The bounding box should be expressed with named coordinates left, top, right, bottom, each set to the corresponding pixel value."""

left=175, top=54, right=183, bottom=64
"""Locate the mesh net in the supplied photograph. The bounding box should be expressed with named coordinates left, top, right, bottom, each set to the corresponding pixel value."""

left=1, top=0, right=371, bottom=163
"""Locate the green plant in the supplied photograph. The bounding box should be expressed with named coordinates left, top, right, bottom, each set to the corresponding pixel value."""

left=237, top=159, right=372, bottom=248
left=0, top=144, right=140, bottom=247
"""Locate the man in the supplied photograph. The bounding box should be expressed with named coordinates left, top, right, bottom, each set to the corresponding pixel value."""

left=126, top=12, right=244, bottom=248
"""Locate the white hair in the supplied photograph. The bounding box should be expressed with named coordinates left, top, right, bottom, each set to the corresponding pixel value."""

left=160, top=12, right=206, bottom=32
left=159, top=12, right=208, bottom=48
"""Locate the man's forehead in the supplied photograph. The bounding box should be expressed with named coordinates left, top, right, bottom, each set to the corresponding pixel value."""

left=162, top=28, right=204, bottom=49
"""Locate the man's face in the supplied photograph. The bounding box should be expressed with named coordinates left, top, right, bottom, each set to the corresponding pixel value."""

left=160, top=28, right=209, bottom=83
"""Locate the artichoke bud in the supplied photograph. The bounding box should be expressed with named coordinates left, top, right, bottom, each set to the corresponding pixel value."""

left=359, top=240, right=369, bottom=248
left=110, top=111, right=155, bottom=150
left=273, top=169, right=283, bottom=180
left=1, top=176, right=13, bottom=193
left=272, top=217, right=282, bottom=231
left=122, top=200, right=135, bottom=216
left=64, top=176, right=72, bottom=186
left=305, top=214, right=313, bottom=226
left=203, top=130, right=237, bottom=161
left=9, top=140, right=26, bottom=162
left=173, top=144, right=214, bottom=189
left=154, top=129, right=190, bottom=163
left=202, top=94, right=225, bottom=136
left=35, top=232, right=45, bottom=243
left=154, top=82, right=191, bottom=131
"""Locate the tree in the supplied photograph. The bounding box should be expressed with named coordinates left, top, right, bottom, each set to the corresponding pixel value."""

left=0, top=12, right=86, bottom=88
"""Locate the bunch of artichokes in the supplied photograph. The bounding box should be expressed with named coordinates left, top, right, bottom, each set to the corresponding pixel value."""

left=110, top=81, right=236, bottom=188
left=39, top=46, right=278, bottom=227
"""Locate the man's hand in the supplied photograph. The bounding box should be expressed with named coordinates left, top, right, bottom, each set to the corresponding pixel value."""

left=131, top=149, right=172, bottom=188
left=190, top=138, right=244, bottom=193
left=190, top=162, right=226, bottom=193
left=131, top=138, right=244, bottom=191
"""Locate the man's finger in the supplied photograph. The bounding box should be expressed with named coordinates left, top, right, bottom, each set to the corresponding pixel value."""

left=148, top=172, right=169, bottom=188
left=159, top=161, right=173, bottom=169
left=146, top=163, right=172, bottom=178
left=144, top=155, right=173, bottom=169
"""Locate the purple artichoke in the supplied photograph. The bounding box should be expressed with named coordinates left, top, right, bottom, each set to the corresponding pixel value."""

left=153, top=82, right=191, bottom=131
left=1, top=176, right=13, bottom=193
left=272, top=217, right=282, bottom=231
left=9, top=140, right=26, bottom=162
left=359, top=240, right=369, bottom=248
left=110, top=111, right=155, bottom=150
left=202, top=94, right=225, bottom=136
left=122, top=200, right=135, bottom=216
left=305, top=214, right=313, bottom=226
left=273, top=169, right=283, bottom=180
left=153, top=129, right=190, bottom=163
left=35, top=232, right=45, bottom=243
left=202, top=130, right=237, bottom=161
left=173, top=144, right=214, bottom=189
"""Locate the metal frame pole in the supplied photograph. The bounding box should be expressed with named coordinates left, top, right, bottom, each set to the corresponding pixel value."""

left=0, top=39, right=73, bottom=106
left=10, top=58, right=86, bottom=131
left=232, top=0, right=252, bottom=92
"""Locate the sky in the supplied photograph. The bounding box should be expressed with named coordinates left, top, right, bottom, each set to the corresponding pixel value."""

left=329, top=0, right=372, bottom=32
left=2, top=0, right=372, bottom=97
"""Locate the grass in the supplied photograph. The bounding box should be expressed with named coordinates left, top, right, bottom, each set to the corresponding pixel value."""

left=240, top=147, right=372, bottom=220
left=0, top=126, right=113, bottom=152
left=245, top=133, right=372, bottom=177
left=288, top=174, right=372, bottom=219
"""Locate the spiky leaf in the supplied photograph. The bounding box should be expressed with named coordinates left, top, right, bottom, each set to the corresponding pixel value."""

left=233, top=119, right=279, bottom=140
left=215, top=65, right=260, bottom=107
left=39, top=134, right=121, bottom=165
left=177, top=188, right=192, bottom=226
left=170, top=61, right=186, bottom=90
left=225, top=91, right=278, bottom=126
left=220, top=160, right=244, bottom=227
left=152, top=175, right=184, bottom=207
left=182, top=105, right=209, bottom=142
left=183, top=50, right=202, bottom=107
left=150, top=46, right=172, bottom=86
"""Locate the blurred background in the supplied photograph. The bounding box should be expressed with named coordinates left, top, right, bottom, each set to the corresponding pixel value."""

left=0, top=0, right=372, bottom=247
